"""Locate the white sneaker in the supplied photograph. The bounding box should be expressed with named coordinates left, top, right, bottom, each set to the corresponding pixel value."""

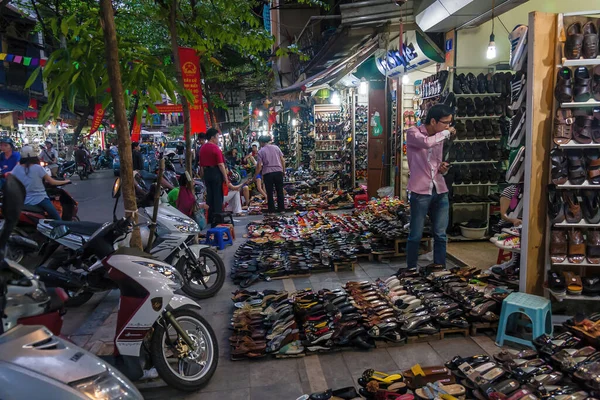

left=508, top=108, right=526, bottom=148
left=502, top=226, right=522, bottom=237
left=509, top=72, right=527, bottom=111
left=509, top=25, right=528, bottom=72
left=506, top=146, right=525, bottom=184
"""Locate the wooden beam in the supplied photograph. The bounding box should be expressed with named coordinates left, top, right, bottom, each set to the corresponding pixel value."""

left=521, top=12, right=557, bottom=295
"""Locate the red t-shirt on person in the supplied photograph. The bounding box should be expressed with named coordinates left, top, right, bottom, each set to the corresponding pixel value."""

left=199, top=142, right=224, bottom=167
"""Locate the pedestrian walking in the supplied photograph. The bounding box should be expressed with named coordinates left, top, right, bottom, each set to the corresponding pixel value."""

left=402, top=104, right=455, bottom=273
left=254, top=135, right=285, bottom=214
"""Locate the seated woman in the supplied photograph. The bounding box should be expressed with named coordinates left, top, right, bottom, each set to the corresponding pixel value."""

left=224, top=183, right=246, bottom=216
left=11, top=145, right=70, bottom=220
left=175, top=172, right=208, bottom=218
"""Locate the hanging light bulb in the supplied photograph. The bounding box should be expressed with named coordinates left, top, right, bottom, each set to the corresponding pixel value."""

left=486, top=33, right=496, bottom=59
left=291, top=118, right=298, bottom=127
left=359, top=78, right=368, bottom=95
left=331, top=91, right=341, bottom=105
left=259, top=111, right=264, bottom=117
left=402, top=74, right=409, bottom=85
left=487, top=0, right=497, bottom=59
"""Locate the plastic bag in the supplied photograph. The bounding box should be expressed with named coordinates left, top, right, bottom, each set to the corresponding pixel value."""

left=377, top=186, right=394, bottom=198
left=193, top=209, right=207, bottom=230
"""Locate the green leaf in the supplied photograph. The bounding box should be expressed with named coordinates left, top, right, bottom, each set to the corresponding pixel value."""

left=24, top=67, right=41, bottom=89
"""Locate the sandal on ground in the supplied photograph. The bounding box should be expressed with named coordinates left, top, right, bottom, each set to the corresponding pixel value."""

left=567, top=230, right=586, bottom=264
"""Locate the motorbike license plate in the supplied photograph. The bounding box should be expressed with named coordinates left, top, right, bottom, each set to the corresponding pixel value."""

left=77, top=166, right=84, bottom=171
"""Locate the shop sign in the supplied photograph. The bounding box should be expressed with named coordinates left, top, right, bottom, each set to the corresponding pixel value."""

left=375, top=31, right=444, bottom=78
left=445, top=39, right=453, bottom=52
left=178, top=47, right=207, bottom=135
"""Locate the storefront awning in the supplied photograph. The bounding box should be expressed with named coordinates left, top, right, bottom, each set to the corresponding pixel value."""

left=0, top=89, right=29, bottom=111
left=273, top=34, right=380, bottom=97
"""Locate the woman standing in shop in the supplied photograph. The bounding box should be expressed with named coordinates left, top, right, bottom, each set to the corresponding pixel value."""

left=402, top=104, right=456, bottom=274
left=199, top=128, right=234, bottom=227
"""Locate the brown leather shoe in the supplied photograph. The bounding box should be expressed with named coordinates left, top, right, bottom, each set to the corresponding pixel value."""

left=565, top=22, right=584, bottom=59
left=583, top=21, right=599, bottom=59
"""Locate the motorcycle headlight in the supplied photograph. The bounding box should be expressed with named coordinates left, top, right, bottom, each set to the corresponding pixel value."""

left=71, top=368, right=143, bottom=400
left=133, top=261, right=183, bottom=290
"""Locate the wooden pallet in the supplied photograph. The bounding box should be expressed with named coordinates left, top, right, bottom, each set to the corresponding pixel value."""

left=439, top=327, right=470, bottom=340
left=269, top=273, right=311, bottom=281
left=406, top=332, right=441, bottom=343
left=333, top=261, right=356, bottom=272
left=356, top=253, right=374, bottom=262
left=470, top=322, right=499, bottom=336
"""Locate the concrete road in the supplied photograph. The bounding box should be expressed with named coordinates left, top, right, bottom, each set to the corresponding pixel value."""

left=67, top=168, right=123, bottom=223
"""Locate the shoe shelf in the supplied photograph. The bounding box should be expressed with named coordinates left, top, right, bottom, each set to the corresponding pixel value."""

left=421, top=93, right=441, bottom=100
left=453, top=182, right=498, bottom=186
left=316, top=140, right=342, bottom=142
left=554, top=220, right=600, bottom=228
left=315, top=149, right=339, bottom=152
left=559, top=57, right=600, bottom=67
left=546, top=288, right=599, bottom=302
left=551, top=259, right=600, bottom=267
left=557, top=141, right=600, bottom=149
left=452, top=160, right=499, bottom=164
left=454, top=138, right=501, bottom=143
left=316, top=159, right=341, bottom=162
left=556, top=180, right=600, bottom=189
left=560, top=99, right=600, bottom=108
left=455, top=115, right=502, bottom=120
left=454, top=93, right=504, bottom=97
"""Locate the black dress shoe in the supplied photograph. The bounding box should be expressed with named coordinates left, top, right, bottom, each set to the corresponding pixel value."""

left=309, top=389, right=332, bottom=400
left=331, top=387, right=359, bottom=400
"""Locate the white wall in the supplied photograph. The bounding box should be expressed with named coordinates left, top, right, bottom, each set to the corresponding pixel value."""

left=456, top=0, right=598, bottom=67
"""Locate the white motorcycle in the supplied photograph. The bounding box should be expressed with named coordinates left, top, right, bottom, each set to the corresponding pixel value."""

left=36, top=178, right=225, bottom=305
left=0, top=175, right=144, bottom=399
left=48, top=216, right=219, bottom=391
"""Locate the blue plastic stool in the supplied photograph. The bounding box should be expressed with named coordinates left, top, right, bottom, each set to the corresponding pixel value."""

left=495, top=292, right=552, bottom=348
left=205, top=227, right=233, bottom=250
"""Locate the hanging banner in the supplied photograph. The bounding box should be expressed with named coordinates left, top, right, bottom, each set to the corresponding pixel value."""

left=149, top=104, right=183, bottom=114
left=131, top=116, right=142, bottom=142
left=178, top=47, right=207, bottom=135
left=89, top=104, right=105, bottom=135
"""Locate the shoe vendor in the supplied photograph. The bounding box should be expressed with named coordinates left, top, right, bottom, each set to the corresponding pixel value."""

left=402, top=104, right=456, bottom=273
left=498, top=184, right=523, bottom=230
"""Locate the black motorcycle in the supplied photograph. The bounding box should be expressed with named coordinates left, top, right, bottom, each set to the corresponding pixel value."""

left=57, top=160, right=76, bottom=179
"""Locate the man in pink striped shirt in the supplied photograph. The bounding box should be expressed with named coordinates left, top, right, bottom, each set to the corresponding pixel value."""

left=404, top=104, right=455, bottom=272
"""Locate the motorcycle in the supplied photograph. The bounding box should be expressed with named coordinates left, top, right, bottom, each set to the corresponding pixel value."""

left=47, top=207, right=219, bottom=389
left=36, top=177, right=225, bottom=305
left=95, top=153, right=113, bottom=170
left=0, top=175, right=144, bottom=399
left=58, top=159, right=76, bottom=179
left=77, top=162, right=90, bottom=180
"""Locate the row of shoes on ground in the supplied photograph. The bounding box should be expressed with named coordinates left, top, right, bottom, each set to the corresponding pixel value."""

left=344, top=281, right=406, bottom=342
left=292, top=288, right=375, bottom=351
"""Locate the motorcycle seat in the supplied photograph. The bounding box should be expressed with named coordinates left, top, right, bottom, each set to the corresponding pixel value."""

left=47, top=220, right=103, bottom=236
left=22, top=204, right=45, bottom=213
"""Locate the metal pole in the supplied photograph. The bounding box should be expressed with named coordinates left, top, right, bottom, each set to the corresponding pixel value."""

left=351, top=88, right=356, bottom=188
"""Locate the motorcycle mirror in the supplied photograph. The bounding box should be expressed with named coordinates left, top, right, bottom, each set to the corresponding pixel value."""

left=49, top=225, right=70, bottom=240
left=0, top=176, right=26, bottom=253
left=112, top=177, right=121, bottom=199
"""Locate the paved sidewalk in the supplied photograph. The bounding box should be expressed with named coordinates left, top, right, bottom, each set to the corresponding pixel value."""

left=67, top=215, right=502, bottom=400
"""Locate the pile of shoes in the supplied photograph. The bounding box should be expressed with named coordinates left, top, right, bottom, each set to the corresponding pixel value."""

left=229, top=289, right=288, bottom=360
left=488, top=252, right=521, bottom=285
left=262, top=292, right=304, bottom=356
left=344, top=281, right=405, bottom=343
left=357, top=369, right=411, bottom=399
left=297, top=386, right=361, bottom=400
left=295, top=288, right=374, bottom=352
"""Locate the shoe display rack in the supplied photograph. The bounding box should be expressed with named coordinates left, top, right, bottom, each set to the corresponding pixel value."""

left=447, top=68, right=517, bottom=241
left=354, top=103, right=368, bottom=182
left=299, top=106, right=314, bottom=170
left=546, top=12, right=600, bottom=304
left=273, top=122, right=290, bottom=166
left=313, top=104, right=343, bottom=175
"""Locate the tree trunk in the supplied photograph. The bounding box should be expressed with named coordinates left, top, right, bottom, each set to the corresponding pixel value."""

left=99, top=0, right=142, bottom=250
left=168, top=0, right=193, bottom=176
left=71, top=98, right=95, bottom=146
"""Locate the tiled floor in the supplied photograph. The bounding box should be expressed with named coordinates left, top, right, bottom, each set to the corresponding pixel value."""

left=137, top=215, right=501, bottom=400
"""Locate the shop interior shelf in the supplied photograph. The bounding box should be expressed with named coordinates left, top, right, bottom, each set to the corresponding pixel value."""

left=452, top=160, right=499, bottom=164
left=560, top=99, right=600, bottom=108
left=316, top=159, right=341, bottom=162
left=546, top=288, right=599, bottom=302
left=455, top=115, right=502, bottom=120
left=316, top=140, right=341, bottom=142
left=556, top=180, right=600, bottom=189
left=454, top=138, right=501, bottom=142
left=453, top=182, right=498, bottom=186
left=455, top=93, right=504, bottom=97
left=315, top=149, right=338, bottom=152
left=554, top=219, right=600, bottom=228
left=551, top=259, right=600, bottom=267
left=452, top=202, right=494, bottom=206
left=560, top=57, right=600, bottom=67
left=421, top=93, right=441, bottom=100
left=558, top=141, right=600, bottom=149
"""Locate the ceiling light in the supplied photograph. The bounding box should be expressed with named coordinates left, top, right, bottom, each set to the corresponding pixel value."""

left=487, top=0, right=496, bottom=59
left=291, top=119, right=298, bottom=127
left=359, top=78, right=368, bottom=95
left=402, top=74, right=409, bottom=85
left=331, top=91, right=341, bottom=105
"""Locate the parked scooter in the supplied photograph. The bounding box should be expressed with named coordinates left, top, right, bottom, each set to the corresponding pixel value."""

left=45, top=197, right=219, bottom=389
left=36, top=178, right=225, bottom=305
left=94, top=153, right=113, bottom=170
left=0, top=175, right=144, bottom=399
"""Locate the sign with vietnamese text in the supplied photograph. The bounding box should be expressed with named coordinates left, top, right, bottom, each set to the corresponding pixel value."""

left=178, top=47, right=207, bottom=135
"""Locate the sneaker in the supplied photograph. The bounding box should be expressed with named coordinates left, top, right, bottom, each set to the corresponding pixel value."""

left=509, top=25, right=528, bottom=72
left=509, top=71, right=527, bottom=111
left=502, top=226, right=522, bottom=237
left=506, top=146, right=525, bottom=184
left=496, top=236, right=521, bottom=251
left=489, top=233, right=513, bottom=244
left=508, top=107, right=526, bottom=148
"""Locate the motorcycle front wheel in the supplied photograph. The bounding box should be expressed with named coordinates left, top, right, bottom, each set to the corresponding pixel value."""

left=178, top=248, right=225, bottom=299
left=151, top=307, right=218, bottom=391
